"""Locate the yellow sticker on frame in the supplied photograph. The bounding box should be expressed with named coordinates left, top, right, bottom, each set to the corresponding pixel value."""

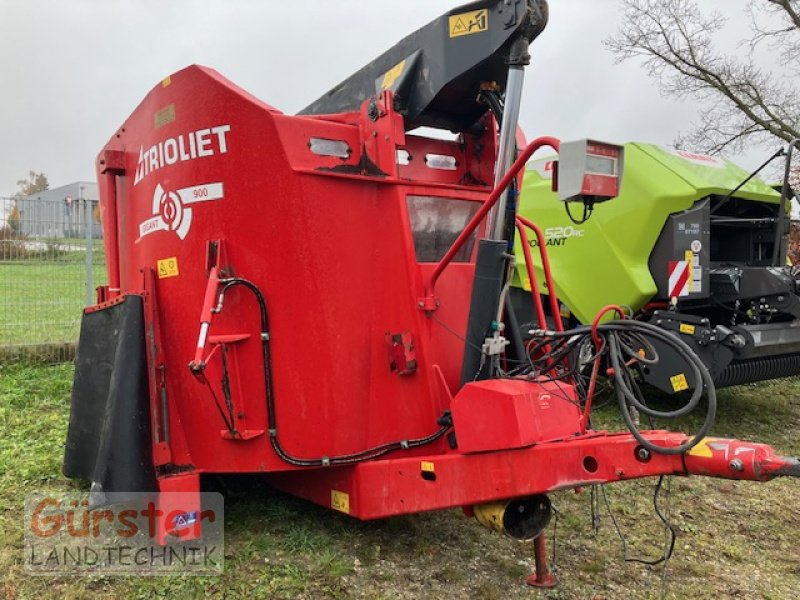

left=331, top=489, right=350, bottom=514
left=679, top=323, right=695, bottom=335
left=670, top=373, right=689, bottom=392
left=685, top=250, right=693, bottom=292
left=687, top=437, right=720, bottom=458
left=381, top=60, right=406, bottom=90
left=449, top=9, right=488, bottom=38
left=157, top=256, right=179, bottom=279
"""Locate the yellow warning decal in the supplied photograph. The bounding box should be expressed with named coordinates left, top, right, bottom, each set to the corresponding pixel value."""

left=421, top=461, right=435, bottom=473
left=670, top=373, right=689, bottom=392
left=381, top=60, right=406, bottom=90
left=560, top=305, right=571, bottom=319
left=522, top=276, right=532, bottom=292
left=687, top=437, right=718, bottom=458
left=331, top=490, right=350, bottom=514
left=685, top=250, right=694, bottom=292
left=679, top=323, right=696, bottom=335
left=449, top=9, right=488, bottom=38
left=157, top=256, right=179, bottom=279
left=162, top=75, right=171, bottom=87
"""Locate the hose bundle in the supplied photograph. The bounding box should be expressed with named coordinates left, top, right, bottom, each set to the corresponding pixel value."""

left=527, top=316, right=717, bottom=455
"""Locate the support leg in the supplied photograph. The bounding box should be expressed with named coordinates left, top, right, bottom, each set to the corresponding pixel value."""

left=526, top=534, right=557, bottom=588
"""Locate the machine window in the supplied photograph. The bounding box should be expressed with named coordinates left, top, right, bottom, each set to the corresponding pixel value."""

left=406, top=195, right=479, bottom=262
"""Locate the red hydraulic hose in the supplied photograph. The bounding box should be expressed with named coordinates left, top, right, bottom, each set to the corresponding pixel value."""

left=515, top=215, right=564, bottom=332
left=590, top=304, right=627, bottom=348
left=514, top=220, right=548, bottom=330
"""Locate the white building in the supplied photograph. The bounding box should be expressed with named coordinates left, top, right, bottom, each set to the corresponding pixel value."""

left=13, top=181, right=101, bottom=239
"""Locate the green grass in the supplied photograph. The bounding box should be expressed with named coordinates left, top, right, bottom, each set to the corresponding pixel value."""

left=0, top=260, right=106, bottom=345
left=1, top=362, right=799, bottom=599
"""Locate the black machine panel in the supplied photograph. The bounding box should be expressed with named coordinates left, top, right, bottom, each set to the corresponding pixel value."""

left=648, top=199, right=710, bottom=301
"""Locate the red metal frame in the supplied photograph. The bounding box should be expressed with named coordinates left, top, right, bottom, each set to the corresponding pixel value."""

left=97, top=151, right=124, bottom=296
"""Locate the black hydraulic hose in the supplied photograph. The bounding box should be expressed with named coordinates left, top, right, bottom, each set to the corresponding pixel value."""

left=609, top=321, right=716, bottom=455
left=504, top=293, right=527, bottom=365
left=216, top=277, right=449, bottom=467
left=478, top=88, right=505, bottom=126
left=530, top=320, right=717, bottom=455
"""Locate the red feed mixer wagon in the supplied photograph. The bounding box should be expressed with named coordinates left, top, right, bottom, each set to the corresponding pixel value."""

left=63, top=0, right=800, bottom=586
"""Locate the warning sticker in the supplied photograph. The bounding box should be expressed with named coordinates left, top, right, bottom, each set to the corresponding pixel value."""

left=668, top=260, right=690, bottom=298
left=684, top=250, right=694, bottom=292
left=381, top=60, right=406, bottom=90
left=331, top=490, right=350, bottom=514
left=421, top=461, right=435, bottom=473
left=670, top=373, right=689, bottom=392
left=449, top=9, right=488, bottom=38
left=687, top=437, right=719, bottom=458
left=157, top=256, right=179, bottom=279
left=679, top=323, right=696, bottom=335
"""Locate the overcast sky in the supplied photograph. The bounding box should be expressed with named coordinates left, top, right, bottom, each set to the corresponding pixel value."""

left=0, top=0, right=778, bottom=196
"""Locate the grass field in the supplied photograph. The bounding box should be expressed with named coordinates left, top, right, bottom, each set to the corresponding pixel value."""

left=1, top=362, right=799, bottom=599
left=0, top=259, right=106, bottom=345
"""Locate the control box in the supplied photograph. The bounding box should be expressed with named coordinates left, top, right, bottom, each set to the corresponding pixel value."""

left=553, top=139, right=624, bottom=203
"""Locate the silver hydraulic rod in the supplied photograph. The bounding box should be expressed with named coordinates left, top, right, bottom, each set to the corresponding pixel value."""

left=487, top=66, right=526, bottom=241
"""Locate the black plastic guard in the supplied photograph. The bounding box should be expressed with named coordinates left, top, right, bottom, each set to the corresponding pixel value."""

left=63, top=295, right=157, bottom=500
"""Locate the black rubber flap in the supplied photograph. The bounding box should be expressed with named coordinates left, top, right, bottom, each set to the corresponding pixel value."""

left=63, top=295, right=157, bottom=500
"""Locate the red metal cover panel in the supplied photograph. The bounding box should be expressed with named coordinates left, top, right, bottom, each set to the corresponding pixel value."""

left=451, top=378, right=582, bottom=453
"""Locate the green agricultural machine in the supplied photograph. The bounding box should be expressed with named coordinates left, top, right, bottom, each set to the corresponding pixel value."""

left=511, top=142, right=800, bottom=392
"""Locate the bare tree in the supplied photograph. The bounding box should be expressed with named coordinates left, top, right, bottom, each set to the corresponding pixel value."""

left=606, top=0, right=800, bottom=155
